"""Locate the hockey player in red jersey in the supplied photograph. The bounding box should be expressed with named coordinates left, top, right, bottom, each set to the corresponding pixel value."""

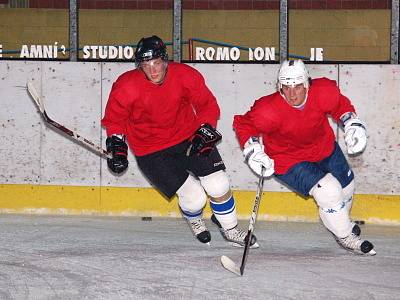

left=102, top=35, right=258, bottom=248
left=233, top=59, right=375, bottom=255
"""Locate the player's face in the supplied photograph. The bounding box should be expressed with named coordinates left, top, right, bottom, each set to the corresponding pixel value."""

left=281, top=83, right=307, bottom=107
left=140, top=58, right=168, bottom=84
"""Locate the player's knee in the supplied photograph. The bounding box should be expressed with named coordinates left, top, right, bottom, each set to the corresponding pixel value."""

left=310, top=173, right=344, bottom=209
left=199, top=170, right=230, bottom=199
left=342, top=179, right=355, bottom=201
left=177, top=175, right=207, bottom=213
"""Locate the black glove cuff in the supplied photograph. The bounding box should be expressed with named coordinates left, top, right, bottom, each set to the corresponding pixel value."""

left=106, top=135, right=128, bottom=155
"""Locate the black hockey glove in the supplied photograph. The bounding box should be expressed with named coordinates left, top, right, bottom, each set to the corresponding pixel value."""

left=106, top=135, right=129, bottom=174
left=186, top=123, right=222, bottom=157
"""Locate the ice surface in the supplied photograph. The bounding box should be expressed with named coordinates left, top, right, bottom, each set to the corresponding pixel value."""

left=0, top=215, right=399, bottom=299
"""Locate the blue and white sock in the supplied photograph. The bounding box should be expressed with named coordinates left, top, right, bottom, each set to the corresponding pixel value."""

left=210, top=196, right=237, bottom=230
left=180, top=207, right=203, bottom=220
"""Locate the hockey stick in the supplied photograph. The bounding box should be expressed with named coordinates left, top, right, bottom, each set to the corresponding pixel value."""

left=27, top=81, right=112, bottom=159
left=220, top=168, right=265, bottom=276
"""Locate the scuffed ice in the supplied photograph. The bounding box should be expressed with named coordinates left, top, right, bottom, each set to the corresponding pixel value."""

left=0, top=215, right=399, bottom=300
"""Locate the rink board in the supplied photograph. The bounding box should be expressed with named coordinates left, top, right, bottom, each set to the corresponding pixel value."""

left=0, top=61, right=399, bottom=222
left=1, top=184, right=399, bottom=225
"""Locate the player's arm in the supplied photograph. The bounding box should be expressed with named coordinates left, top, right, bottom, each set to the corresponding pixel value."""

left=101, top=83, right=131, bottom=136
left=184, top=67, right=221, bottom=156
left=318, top=82, right=367, bottom=155
left=233, top=102, right=275, bottom=177
left=101, top=82, right=131, bottom=173
left=184, top=66, right=220, bottom=127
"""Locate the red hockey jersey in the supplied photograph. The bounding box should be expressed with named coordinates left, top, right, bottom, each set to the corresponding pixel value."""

left=102, top=62, right=220, bottom=156
left=233, top=78, right=355, bottom=174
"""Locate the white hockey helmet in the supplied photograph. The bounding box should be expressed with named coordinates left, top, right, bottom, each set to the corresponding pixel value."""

left=277, top=59, right=310, bottom=89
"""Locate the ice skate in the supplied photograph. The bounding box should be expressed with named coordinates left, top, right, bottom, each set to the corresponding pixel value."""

left=211, top=214, right=259, bottom=248
left=186, top=216, right=211, bottom=244
left=336, top=232, right=376, bottom=255
left=351, top=223, right=361, bottom=236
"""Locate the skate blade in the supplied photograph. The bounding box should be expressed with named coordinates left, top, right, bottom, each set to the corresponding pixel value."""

left=195, top=239, right=211, bottom=246
left=343, top=247, right=376, bottom=256
left=220, top=255, right=241, bottom=276
left=366, top=249, right=376, bottom=256
left=199, top=241, right=210, bottom=246
left=230, top=241, right=260, bottom=249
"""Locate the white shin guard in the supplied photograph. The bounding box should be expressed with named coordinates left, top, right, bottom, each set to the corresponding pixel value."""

left=342, top=179, right=355, bottom=213
left=318, top=207, right=351, bottom=239
left=199, top=170, right=230, bottom=198
left=200, top=171, right=238, bottom=230
left=177, top=175, right=207, bottom=218
left=310, top=173, right=352, bottom=238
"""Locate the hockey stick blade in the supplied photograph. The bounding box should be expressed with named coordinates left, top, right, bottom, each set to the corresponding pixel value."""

left=27, top=81, right=45, bottom=114
left=220, top=230, right=254, bottom=276
left=27, top=82, right=112, bottom=159
left=221, top=255, right=241, bottom=276
left=220, top=169, right=265, bottom=276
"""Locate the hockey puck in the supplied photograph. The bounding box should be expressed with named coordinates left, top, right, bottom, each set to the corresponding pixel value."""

left=141, top=216, right=152, bottom=221
left=354, top=220, right=365, bottom=225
